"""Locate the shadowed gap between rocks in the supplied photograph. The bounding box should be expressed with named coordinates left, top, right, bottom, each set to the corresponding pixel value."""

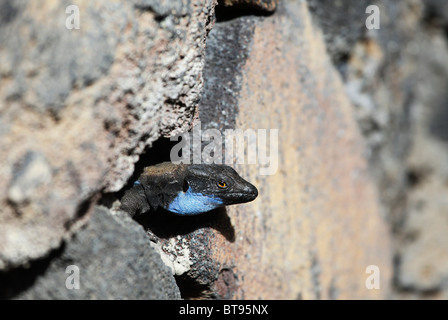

left=214, top=0, right=276, bottom=22
left=100, top=136, right=236, bottom=299
left=0, top=245, right=66, bottom=299
left=100, top=2, right=277, bottom=299
left=101, top=136, right=235, bottom=242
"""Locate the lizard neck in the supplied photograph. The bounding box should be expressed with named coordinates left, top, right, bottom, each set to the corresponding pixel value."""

left=167, top=186, right=223, bottom=215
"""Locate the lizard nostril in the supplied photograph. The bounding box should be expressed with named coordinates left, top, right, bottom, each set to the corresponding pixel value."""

left=245, top=183, right=258, bottom=199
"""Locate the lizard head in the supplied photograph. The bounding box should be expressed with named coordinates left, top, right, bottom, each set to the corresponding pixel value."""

left=166, top=164, right=258, bottom=215
left=186, top=164, right=258, bottom=204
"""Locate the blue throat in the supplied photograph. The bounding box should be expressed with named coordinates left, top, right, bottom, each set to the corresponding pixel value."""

left=167, top=186, right=223, bottom=215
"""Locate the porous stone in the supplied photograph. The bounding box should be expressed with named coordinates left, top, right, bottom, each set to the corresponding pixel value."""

left=0, top=206, right=180, bottom=300
left=0, top=0, right=216, bottom=271
left=144, top=1, right=391, bottom=299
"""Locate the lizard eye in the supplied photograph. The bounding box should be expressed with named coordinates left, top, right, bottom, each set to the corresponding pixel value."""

left=217, top=180, right=227, bottom=189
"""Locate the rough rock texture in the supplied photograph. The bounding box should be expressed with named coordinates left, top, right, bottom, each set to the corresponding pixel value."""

left=307, top=0, right=371, bottom=68
left=142, top=1, right=391, bottom=299
left=0, top=0, right=393, bottom=300
left=3, top=0, right=447, bottom=301
left=0, top=206, right=181, bottom=299
left=0, top=0, right=215, bottom=270
left=309, top=0, right=448, bottom=298
left=383, top=0, right=448, bottom=298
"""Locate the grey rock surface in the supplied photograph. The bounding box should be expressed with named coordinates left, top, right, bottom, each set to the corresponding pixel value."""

left=307, top=0, right=371, bottom=69
left=0, top=0, right=216, bottom=271
left=1, top=206, right=180, bottom=300
left=1, top=0, right=448, bottom=300
left=310, top=0, right=448, bottom=298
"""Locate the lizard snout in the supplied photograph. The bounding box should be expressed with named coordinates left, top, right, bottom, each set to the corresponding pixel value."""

left=243, top=183, right=258, bottom=201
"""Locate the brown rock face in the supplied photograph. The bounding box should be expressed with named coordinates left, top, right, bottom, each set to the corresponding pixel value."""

left=148, top=1, right=391, bottom=299
left=0, top=0, right=409, bottom=300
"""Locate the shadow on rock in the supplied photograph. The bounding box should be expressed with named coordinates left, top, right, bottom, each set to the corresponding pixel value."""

left=134, top=207, right=235, bottom=242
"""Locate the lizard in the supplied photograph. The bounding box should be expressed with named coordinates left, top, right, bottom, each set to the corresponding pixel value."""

left=120, top=162, right=258, bottom=217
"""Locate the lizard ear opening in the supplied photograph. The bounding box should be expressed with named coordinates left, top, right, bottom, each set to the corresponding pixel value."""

left=183, top=179, right=189, bottom=193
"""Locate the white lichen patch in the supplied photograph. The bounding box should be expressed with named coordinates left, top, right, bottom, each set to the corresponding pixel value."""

left=150, top=236, right=193, bottom=276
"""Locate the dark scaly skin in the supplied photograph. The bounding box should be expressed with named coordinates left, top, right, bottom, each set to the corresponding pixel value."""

left=120, top=162, right=258, bottom=217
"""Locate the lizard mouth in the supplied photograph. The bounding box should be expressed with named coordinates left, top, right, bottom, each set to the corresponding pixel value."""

left=243, top=183, right=258, bottom=200
left=220, top=183, right=258, bottom=204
